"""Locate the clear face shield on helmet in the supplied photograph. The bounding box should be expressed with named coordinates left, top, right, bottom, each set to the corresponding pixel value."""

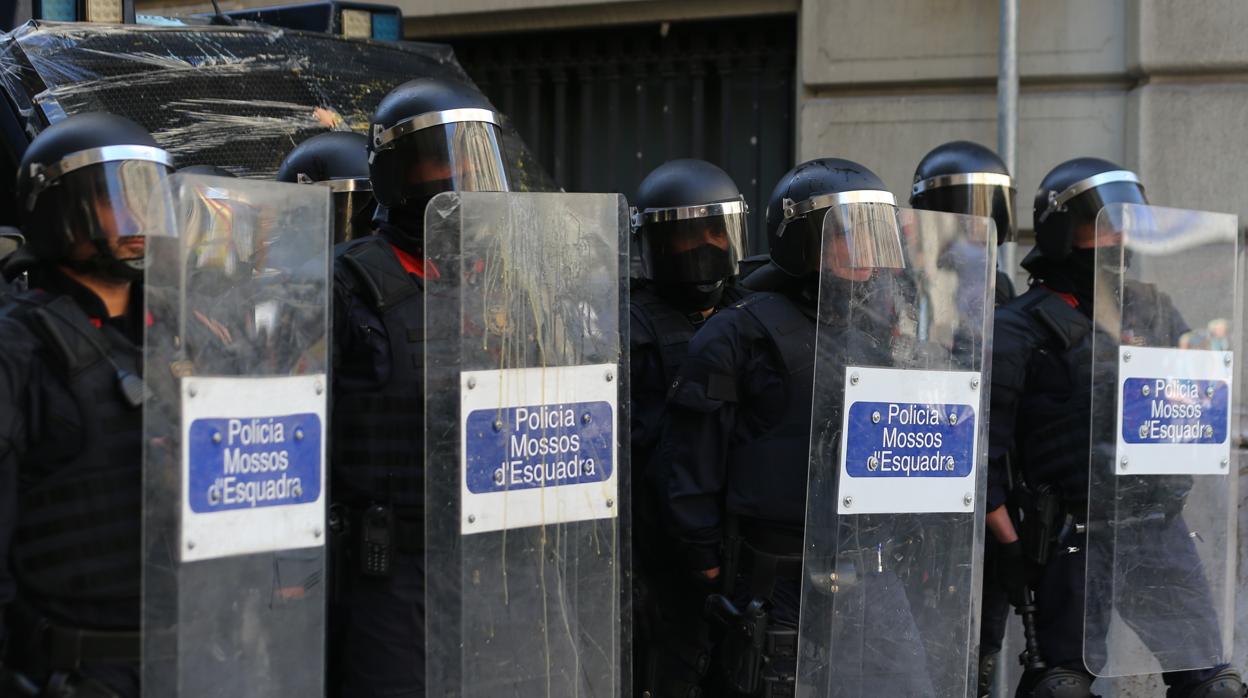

left=1041, top=170, right=1150, bottom=276
left=371, top=108, right=513, bottom=212
left=632, top=196, right=747, bottom=286
left=1040, top=170, right=1148, bottom=245
left=25, top=145, right=177, bottom=275
left=297, top=174, right=376, bottom=244
left=910, top=172, right=1016, bottom=244
left=773, top=189, right=905, bottom=280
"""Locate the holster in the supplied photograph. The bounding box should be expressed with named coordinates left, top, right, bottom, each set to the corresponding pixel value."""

left=703, top=595, right=797, bottom=697
left=1019, top=484, right=1063, bottom=567
left=706, top=516, right=800, bottom=696
left=704, top=595, right=768, bottom=694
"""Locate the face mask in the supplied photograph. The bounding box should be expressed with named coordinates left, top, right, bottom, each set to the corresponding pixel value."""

left=66, top=239, right=144, bottom=283
left=380, top=203, right=430, bottom=257
left=658, top=280, right=725, bottom=315
left=1065, top=247, right=1097, bottom=278
left=1068, top=246, right=1130, bottom=281
left=654, top=244, right=733, bottom=286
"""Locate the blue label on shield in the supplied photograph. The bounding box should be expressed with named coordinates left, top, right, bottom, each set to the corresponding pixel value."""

left=1121, top=378, right=1228, bottom=444
left=187, top=414, right=321, bottom=512
left=465, top=401, right=614, bottom=493
left=843, top=401, right=976, bottom=478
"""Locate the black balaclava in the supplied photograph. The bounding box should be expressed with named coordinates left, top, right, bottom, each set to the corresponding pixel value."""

left=65, top=238, right=145, bottom=283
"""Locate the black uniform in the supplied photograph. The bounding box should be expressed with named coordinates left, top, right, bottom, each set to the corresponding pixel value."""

left=631, top=281, right=749, bottom=500
left=0, top=267, right=147, bottom=697
left=330, top=226, right=429, bottom=697
left=659, top=288, right=814, bottom=624
left=631, top=280, right=748, bottom=698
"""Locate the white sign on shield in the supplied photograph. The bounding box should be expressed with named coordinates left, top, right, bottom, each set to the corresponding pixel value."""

left=1114, top=346, right=1233, bottom=476
left=180, top=374, right=327, bottom=562
left=460, top=363, right=619, bottom=535
left=837, top=366, right=982, bottom=515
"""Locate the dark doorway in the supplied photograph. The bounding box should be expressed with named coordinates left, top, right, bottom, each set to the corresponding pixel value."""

left=437, top=14, right=797, bottom=254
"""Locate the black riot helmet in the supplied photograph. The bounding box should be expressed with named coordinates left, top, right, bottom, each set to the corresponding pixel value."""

left=631, top=159, right=747, bottom=311
left=368, top=78, right=512, bottom=245
left=1032, top=157, right=1147, bottom=260
left=765, top=158, right=903, bottom=279
left=278, top=131, right=375, bottom=244
left=15, top=112, right=176, bottom=281
left=910, top=141, right=1015, bottom=245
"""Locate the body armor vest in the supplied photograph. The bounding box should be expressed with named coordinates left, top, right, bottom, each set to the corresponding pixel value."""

left=630, top=285, right=699, bottom=388
left=332, top=236, right=425, bottom=512
left=631, top=283, right=751, bottom=387
left=1002, top=286, right=1095, bottom=495
left=728, top=292, right=815, bottom=525
left=3, top=291, right=142, bottom=626
left=1006, top=282, right=1181, bottom=497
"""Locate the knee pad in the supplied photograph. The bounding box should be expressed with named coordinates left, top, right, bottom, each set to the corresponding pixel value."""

left=1025, top=667, right=1095, bottom=698
left=1178, top=668, right=1247, bottom=698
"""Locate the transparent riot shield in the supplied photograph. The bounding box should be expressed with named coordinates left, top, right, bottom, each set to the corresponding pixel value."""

left=142, top=174, right=330, bottom=696
left=423, top=191, right=630, bottom=696
left=796, top=204, right=994, bottom=697
left=1084, top=203, right=1241, bottom=677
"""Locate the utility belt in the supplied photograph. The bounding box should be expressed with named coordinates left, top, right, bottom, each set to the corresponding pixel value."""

left=328, top=502, right=424, bottom=582
left=5, top=602, right=138, bottom=681
left=734, top=519, right=804, bottom=598
left=705, top=516, right=799, bottom=697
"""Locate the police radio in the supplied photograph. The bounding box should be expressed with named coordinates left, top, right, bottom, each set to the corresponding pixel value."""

left=359, top=503, right=394, bottom=577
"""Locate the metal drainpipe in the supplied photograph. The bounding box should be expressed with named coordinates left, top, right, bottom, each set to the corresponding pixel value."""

left=997, top=0, right=1019, bottom=290
left=993, top=15, right=1021, bottom=698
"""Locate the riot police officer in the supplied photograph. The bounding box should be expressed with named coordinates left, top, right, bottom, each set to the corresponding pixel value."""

left=987, top=157, right=1245, bottom=698
left=658, top=158, right=894, bottom=697
left=630, top=158, right=748, bottom=697
left=909, top=140, right=1019, bottom=695
left=277, top=131, right=376, bottom=244
left=277, top=129, right=374, bottom=697
left=0, top=112, right=176, bottom=697
left=329, top=77, right=514, bottom=697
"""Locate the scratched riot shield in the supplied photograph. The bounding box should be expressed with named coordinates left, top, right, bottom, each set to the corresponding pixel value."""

left=142, top=174, right=330, bottom=696
left=1083, top=203, right=1241, bottom=677
left=423, top=191, right=630, bottom=696
left=796, top=200, right=994, bottom=697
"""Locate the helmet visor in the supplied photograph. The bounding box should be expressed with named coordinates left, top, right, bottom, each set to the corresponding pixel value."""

left=638, top=203, right=746, bottom=284
left=330, top=188, right=377, bottom=244
left=1070, top=180, right=1149, bottom=236
left=914, top=183, right=1016, bottom=244
left=371, top=120, right=512, bottom=208
left=821, top=201, right=906, bottom=274
left=52, top=158, right=176, bottom=252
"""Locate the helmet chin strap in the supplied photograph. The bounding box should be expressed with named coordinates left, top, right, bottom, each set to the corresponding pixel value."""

left=64, top=239, right=144, bottom=283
